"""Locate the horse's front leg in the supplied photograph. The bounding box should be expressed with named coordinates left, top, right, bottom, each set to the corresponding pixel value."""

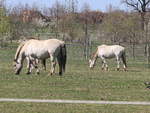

left=41, top=59, right=46, bottom=71
left=101, top=57, right=108, bottom=71
left=26, top=57, right=32, bottom=74
left=33, top=59, right=40, bottom=74
left=101, top=61, right=105, bottom=70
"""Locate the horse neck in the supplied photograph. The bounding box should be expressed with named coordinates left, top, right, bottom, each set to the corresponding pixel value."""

left=16, top=51, right=25, bottom=64
left=15, top=42, right=26, bottom=61
left=91, top=52, right=98, bottom=63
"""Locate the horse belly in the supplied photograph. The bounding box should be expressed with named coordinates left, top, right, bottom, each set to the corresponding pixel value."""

left=104, top=54, right=115, bottom=59
left=99, top=52, right=115, bottom=59
left=27, top=49, right=49, bottom=59
left=36, top=51, right=49, bottom=59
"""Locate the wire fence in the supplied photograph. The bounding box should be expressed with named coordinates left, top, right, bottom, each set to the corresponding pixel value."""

left=66, top=42, right=147, bottom=62
left=0, top=33, right=148, bottom=63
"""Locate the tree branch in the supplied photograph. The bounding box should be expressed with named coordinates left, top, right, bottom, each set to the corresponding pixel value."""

left=125, top=0, right=141, bottom=12
left=145, top=0, right=150, bottom=5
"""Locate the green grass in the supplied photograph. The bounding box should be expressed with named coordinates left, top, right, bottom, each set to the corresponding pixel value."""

left=1, top=45, right=150, bottom=112
left=1, top=102, right=150, bottom=113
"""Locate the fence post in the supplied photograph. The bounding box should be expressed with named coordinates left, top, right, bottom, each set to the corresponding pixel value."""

left=147, top=44, right=150, bottom=67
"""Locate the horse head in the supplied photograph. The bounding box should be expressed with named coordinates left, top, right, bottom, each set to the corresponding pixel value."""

left=89, top=59, right=95, bottom=69
left=13, top=59, right=22, bottom=75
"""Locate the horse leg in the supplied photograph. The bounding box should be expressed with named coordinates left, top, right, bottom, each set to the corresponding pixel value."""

left=105, top=63, right=108, bottom=71
left=101, top=60, right=105, bottom=70
left=116, top=57, right=120, bottom=71
left=29, top=63, right=34, bottom=74
left=57, top=55, right=63, bottom=75
left=42, top=59, right=46, bottom=71
left=28, top=58, right=40, bottom=75
left=26, top=57, right=32, bottom=74
left=50, top=55, right=56, bottom=75
left=51, top=61, right=56, bottom=75
left=34, top=59, right=40, bottom=74
left=102, top=57, right=108, bottom=71
left=121, top=53, right=127, bottom=71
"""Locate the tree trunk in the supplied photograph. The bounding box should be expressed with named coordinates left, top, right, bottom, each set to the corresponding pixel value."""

left=132, top=43, right=135, bottom=59
left=140, top=12, right=145, bottom=31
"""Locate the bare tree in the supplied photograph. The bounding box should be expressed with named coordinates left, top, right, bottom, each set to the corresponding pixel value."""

left=123, top=0, right=150, bottom=65
left=81, top=3, right=91, bottom=59
left=123, top=0, right=150, bottom=30
left=65, top=0, right=78, bottom=13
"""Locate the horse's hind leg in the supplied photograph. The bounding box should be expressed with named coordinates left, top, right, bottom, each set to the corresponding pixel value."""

left=50, top=55, right=56, bottom=75
left=123, top=63, right=127, bottom=71
left=121, top=53, right=127, bottom=71
left=57, top=55, right=63, bottom=75
left=51, top=61, right=56, bottom=75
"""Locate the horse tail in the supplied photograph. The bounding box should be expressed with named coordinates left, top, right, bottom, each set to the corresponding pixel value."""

left=14, top=41, right=26, bottom=62
left=57, top=43, right=67, bottom=75
left=121, top=50, right=127, bottom=68
left=61, top=44, right=67, bottom=72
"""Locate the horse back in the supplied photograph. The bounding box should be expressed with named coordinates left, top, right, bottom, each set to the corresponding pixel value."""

left=97, top=45, right=125, bottom=58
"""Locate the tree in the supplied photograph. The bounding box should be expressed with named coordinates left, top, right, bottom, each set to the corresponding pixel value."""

left=0, top=1, right=11, bottom=46
left=81, top=3, right=91, bottom=59
left=101, top=10, right=127, bottom=44
left=123, top=0, right=150, bottom=65
left=123, top=0, right=150, bottom=30
left=65, top=0, right=78, bottom=13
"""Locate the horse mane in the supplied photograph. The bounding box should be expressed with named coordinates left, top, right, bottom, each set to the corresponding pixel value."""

left=26, top=36, right=39, bottom=40
left=14, top=37, right=39, bottom=62
left=91, top=47, right=98, bottom=59
left=14, top=41, right=26, bottom=62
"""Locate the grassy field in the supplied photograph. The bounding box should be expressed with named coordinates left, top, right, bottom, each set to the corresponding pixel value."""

left=0, top=44, right=150, bottom=112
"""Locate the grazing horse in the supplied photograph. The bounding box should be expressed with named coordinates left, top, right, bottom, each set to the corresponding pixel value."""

left=89, top=44, right=127, bottom=71
left=13, top=39, right=67, bottom=75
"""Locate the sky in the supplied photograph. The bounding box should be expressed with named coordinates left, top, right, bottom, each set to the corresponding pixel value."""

left=5, top=0, right=128, bottom=12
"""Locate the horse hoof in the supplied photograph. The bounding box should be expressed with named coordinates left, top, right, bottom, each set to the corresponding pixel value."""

left=59, top=72, right=62, bottom=75
left=15, top=73, right=19, bottom=75
left=124, top=69, right=127, bottom=71
left=105, top=68, right=109, bottom=71
left=117, top=68, right=120, bottom=71
left=26, top=72, right=31, bottom=75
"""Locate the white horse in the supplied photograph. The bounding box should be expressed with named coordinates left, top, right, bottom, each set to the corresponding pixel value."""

left=13, top=39, right=67, bottom=75
left=89, top=44, right=127, bottom=71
